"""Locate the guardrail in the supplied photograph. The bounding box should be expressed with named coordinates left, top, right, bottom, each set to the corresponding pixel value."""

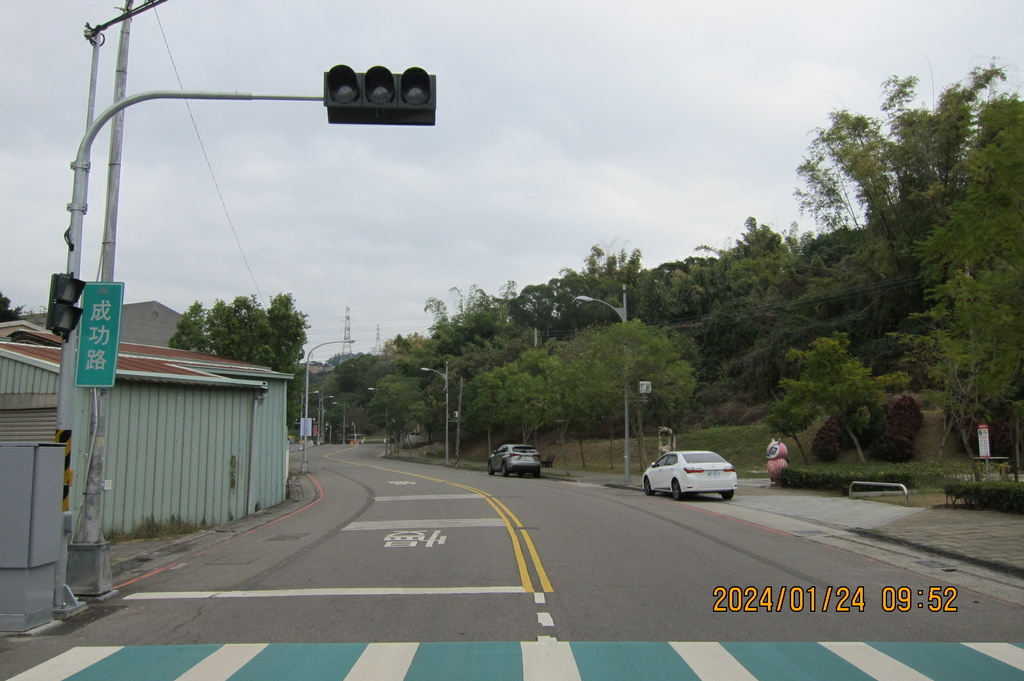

left=849, top=481, right=910, bottom=506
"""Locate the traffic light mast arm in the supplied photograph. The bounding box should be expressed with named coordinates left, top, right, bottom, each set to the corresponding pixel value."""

left=68, top=89, right=321, bottom=242
left=75, top=90, right=322, bottom=175
left=57, top=89, right=321, bottom=430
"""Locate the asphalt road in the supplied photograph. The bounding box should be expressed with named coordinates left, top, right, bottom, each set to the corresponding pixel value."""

left=4, top=442, right=1024, bottom=679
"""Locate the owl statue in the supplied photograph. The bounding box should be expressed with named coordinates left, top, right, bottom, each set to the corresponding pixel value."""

left=766, top=439, right=789, bottom=487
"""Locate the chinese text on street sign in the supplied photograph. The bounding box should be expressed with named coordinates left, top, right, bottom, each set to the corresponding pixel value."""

left=75, top=282, right=124, bottom=388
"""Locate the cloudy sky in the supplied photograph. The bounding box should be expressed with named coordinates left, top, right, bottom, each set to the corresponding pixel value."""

left=3, top=1, right=1021, bottom=359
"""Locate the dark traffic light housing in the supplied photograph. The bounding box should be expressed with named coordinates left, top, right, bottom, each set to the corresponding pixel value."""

left=324, top=65, right=435, bottom=126
left=46, top=272, right=86, bottom=338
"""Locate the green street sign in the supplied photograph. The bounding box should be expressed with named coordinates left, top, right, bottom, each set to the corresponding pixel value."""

left=75, top=282, right=124, bottom=388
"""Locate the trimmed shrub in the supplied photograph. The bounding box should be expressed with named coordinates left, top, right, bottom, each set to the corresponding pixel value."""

left=944, top=481, right=1024, bottom=515
left=871, top=395, right=923, bottom=463
left=871, top=431, right=915, bottom=463
left=887, top=395, right=923, bottom=433
left=782, top=463, right=917, bottom=493
left=782, top=461, right=973, bottom=493
left=811, top=418, right=841, bottom=462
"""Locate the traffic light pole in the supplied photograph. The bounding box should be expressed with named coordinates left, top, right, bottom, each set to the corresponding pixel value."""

left=57, top=89, right=322, bottom=598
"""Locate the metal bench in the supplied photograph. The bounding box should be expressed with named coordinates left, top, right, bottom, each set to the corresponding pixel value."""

left=541, top=456, right=555, bottom=468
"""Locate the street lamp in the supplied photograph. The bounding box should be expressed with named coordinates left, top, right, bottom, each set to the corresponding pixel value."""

left=420, top=362, right=450, bottom=466
left=302, top=340, right=352, bottom=472
left=575, top=284, right=631, bottom=483
left=317, top=392, right=334, bottom=445
left=368, top=387, right=390, bottom=455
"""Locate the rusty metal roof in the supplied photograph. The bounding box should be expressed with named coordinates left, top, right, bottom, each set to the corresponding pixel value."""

left=0, top=340, right=291, bottom=387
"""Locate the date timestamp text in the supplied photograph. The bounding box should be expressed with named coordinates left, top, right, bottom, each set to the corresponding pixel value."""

left=712, top=586, right=958, bottom=613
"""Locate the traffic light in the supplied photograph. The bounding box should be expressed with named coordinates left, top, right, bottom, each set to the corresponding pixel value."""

left=324, top=65, right=436, bottom=126
left=45, top=272, right=85, bottom=338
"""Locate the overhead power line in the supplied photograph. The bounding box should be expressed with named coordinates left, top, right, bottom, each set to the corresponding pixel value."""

left=153, top=8, right=265, bottom=305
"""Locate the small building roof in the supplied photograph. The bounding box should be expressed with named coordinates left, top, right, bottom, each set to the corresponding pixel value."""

left=0, top=320, right=48, bottom=338
left=0, top=339, right=292, bottom=388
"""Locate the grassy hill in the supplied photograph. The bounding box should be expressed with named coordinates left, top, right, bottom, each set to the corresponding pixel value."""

left=445, top=409, right=969, bottom=479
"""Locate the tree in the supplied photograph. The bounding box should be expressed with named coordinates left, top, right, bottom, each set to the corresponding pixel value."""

left=170, top=294, right=308, bottom=373
left=0, top=292, right=22, bottom=322
left=765, top=393, right=816, bottom=464
left=795, top=66, right=1012, bottom=342
left=265, top=294, right=308, bottom=373
left=566, top=321, right=695, bottom=468
left=898, top=277, right=1018, bottom=458
left=462, top=371, right=504, bottom=450
left=778, top=334, right=908, bottom=462
left=368, top=375, right=427, bottom=454
left=170, top=294, right=309, bottom=424
left=905, top=95, right=1024, bottom=458
left=492, top=354, right=552, bottom=444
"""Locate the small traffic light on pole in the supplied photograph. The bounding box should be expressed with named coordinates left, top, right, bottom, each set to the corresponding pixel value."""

left=324, top=65, right=435, bottom=125
left=46, top=273, right=86, bottom=338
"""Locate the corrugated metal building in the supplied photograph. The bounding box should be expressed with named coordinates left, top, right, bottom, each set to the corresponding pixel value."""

left=0, top=336, right=292, bottom=533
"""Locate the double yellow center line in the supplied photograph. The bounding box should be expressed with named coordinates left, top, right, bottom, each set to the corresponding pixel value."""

left=332, top=457, right=553, bottom=593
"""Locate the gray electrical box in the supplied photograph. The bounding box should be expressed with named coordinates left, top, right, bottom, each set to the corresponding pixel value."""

left=0, top=443, right=63, bottom=631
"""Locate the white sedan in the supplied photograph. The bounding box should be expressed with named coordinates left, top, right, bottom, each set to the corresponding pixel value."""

left=642, top=450, right=737, bottom=500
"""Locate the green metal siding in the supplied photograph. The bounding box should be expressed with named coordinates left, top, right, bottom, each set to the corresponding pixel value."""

left=66, top=380, right=289, bottom=535
left=3, top=351, right=290, bottom=535
left=83, top=382, right=278, bottom=532
left=0, top=355, right=59, bottom=393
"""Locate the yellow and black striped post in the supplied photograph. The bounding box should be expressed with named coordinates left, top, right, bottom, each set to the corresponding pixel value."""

left=56, top=429, right=73, bottom=512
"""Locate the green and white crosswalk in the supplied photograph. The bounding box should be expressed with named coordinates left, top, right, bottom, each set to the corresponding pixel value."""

left=12, top=641, right=1024, bottom=681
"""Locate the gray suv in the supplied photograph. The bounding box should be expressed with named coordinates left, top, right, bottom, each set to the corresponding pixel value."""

left=487, top=444, right=542, bottom=478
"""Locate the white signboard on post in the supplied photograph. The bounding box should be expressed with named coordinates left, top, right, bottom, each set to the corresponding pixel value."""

left=978, top=424, right=991, bottom=458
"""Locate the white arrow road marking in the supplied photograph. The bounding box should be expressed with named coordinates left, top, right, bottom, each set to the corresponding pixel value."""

left=344, top=518, right=505, bottom=530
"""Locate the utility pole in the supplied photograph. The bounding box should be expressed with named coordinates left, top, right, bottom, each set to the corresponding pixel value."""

left=67, top=0, right=136, bottom=600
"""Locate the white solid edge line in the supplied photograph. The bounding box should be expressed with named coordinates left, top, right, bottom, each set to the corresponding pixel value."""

left=670, top=642, right=759, bottom=681
left=522, top=640, right=582, bottom=681
left=821, top=642, right=933, bottom=681
left=124, top=586, right=526, bottom=600
left=963, top=643, right=1024, bottom=672
left=175, top=644, right=267, bottom=681
left=8, top=646, right=122, bottom=681
left=343, top=642, right=419, bottom=681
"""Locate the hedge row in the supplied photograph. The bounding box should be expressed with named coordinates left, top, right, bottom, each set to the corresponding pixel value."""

left=944, top=481, right=1024, bottom=515
left=780, top=462, right=973, bottom=494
